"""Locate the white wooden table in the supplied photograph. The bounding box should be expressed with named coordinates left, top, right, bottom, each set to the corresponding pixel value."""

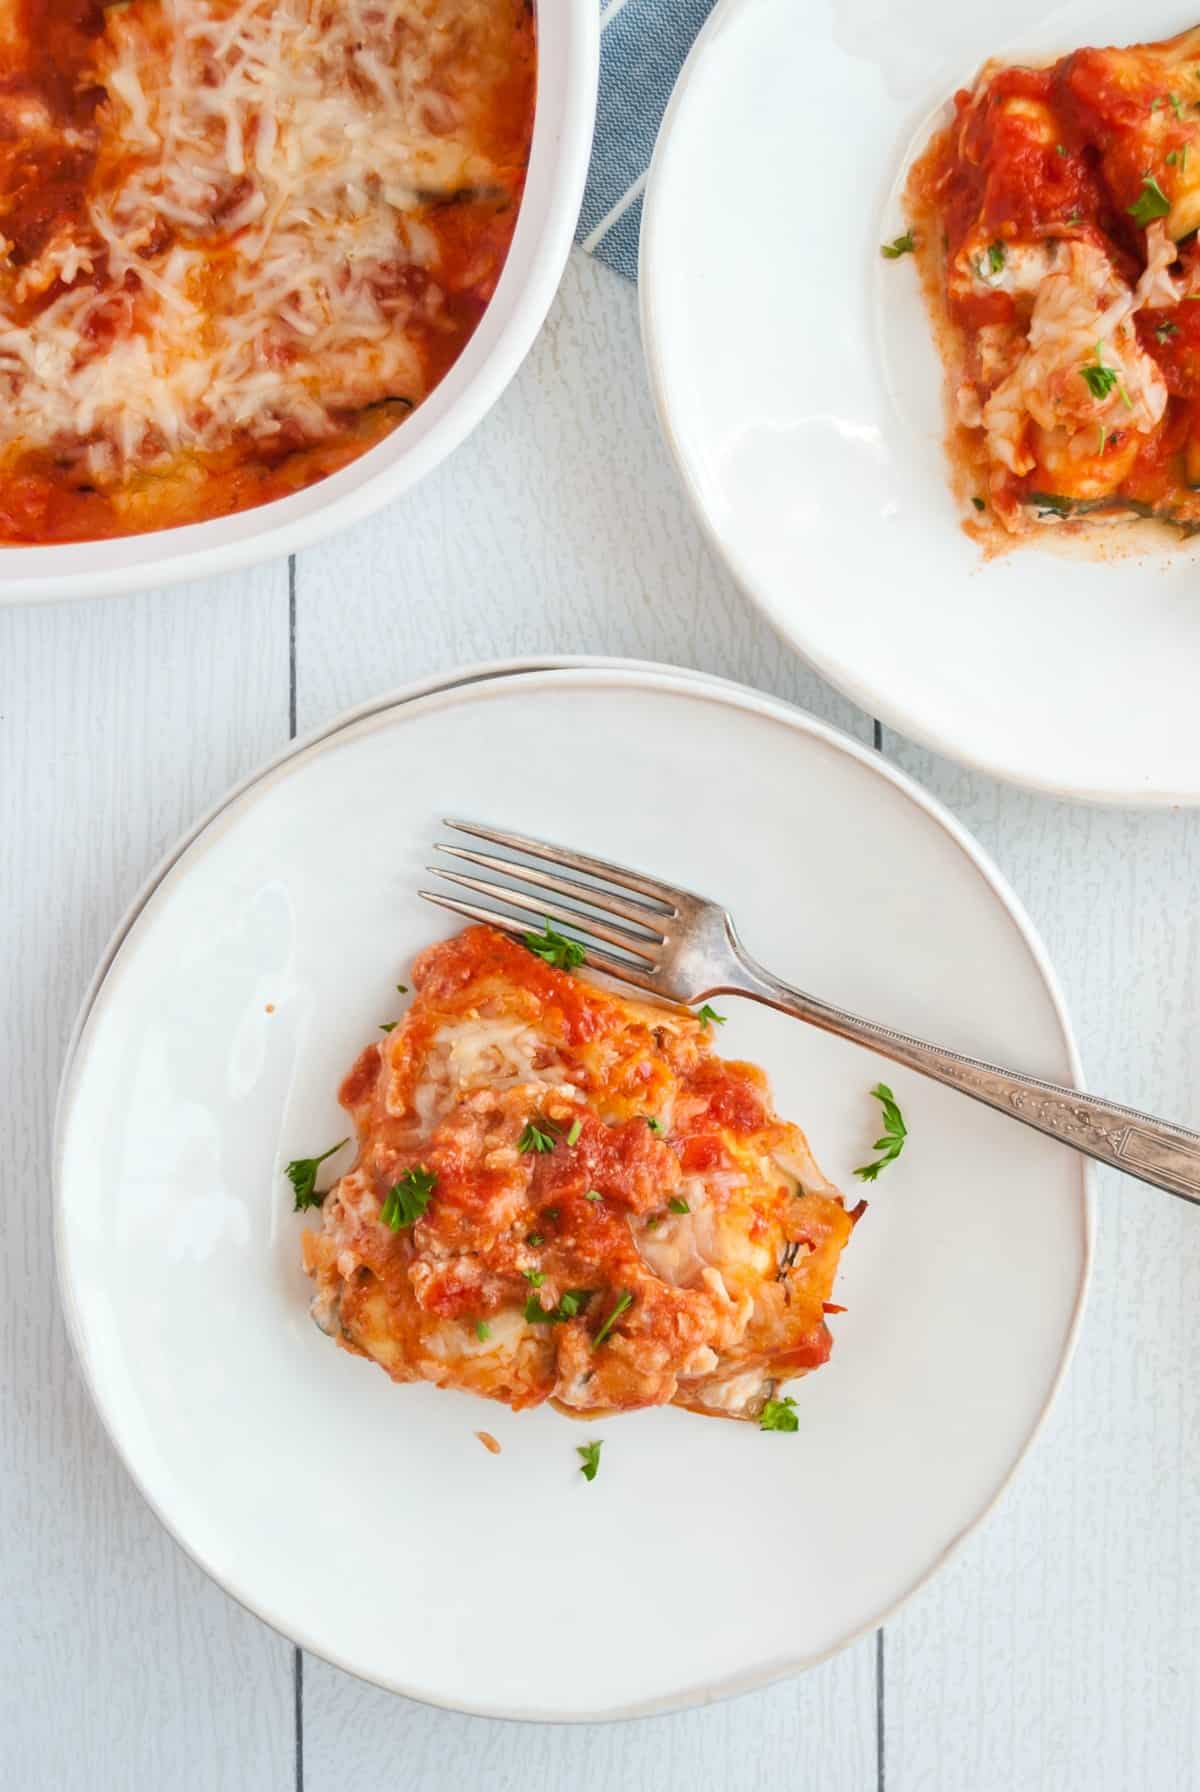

left=4, top=251, right=1199, bottom=1792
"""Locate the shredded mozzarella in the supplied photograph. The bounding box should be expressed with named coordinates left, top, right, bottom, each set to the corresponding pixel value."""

left=0, top=0, right=510, bottom=479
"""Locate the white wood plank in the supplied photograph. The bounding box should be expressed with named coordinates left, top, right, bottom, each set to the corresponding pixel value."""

left=292, top=250, right=872, bottom=743
left=294, top=250, right=879, bottom=1779
left=0, top=570, right=296, bottom=1792
left=302, top=1648, right=878, bottom=1792
left=878, top=733, right=1200, bottom=1792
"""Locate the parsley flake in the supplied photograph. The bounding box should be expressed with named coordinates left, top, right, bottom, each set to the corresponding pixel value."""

left=475, top=1320, right=492, bottom=1342
left=668, top=1196, right=690, bottom=1214
left=759, top=1397, right=799, bottom=1433
left=853, top=1084, right=908, bottom=1182
left=566, top=1117, right=583, bottom=1147
left=396, top=984, right=408, bottom=994
left=379, top=1021, right=397, bottom=1033
left=524, top=1288, right=592, bottom=1324
left=1157, top=319, right=1180, bottom=342
left=285, top=1139, right=349, bottom=1212
left=522, top=918, right=586, bottom=970
left=971, top=496, right=986, bottom=511
left=518, top=1119, right=559, bottom=1154
left=644, top=1115, right=665, bottom=1135
left=577, top=1440, right=603, bottom=1482
left=1055, top=142, right=1066, bottom=157
left=696, top=1003, right=726, bottom=1027
left=592, top=1290, right=633, bottom=1349
left=1079, top=346, right=1119, bottom=402
left=523, top=1267, right=546, bottom=1288
left=1171, top=92, right=1184, bottom=118
left=880, top=230, right=915, bottom=259
left=1128, top=175, right=1171, bottom=229
left=584, top=1189, right=602, bottom=1202
left=380, top=1165, right=437, bottom=1229
left=986, top=240, right=1006, bottom=273
left=525, top=1232, right=544, bottom=1247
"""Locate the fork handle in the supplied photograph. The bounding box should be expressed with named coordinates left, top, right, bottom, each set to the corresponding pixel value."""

left=731, top=953, right=1200, bottom=1206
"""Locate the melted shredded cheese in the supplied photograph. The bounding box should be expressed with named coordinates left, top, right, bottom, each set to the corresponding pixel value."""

left=0, top=0, right=511, bottom=483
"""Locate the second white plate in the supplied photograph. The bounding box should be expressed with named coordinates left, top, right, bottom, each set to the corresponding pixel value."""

left=56, top=664, right=1090, bottom=1718
left=641, top=0, right=1200, bottom=803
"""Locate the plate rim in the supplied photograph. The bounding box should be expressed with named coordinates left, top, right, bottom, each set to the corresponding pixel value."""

left=53, top=657, right=1096, bottom=1721
left=638, top=0, right=1197, bottom=808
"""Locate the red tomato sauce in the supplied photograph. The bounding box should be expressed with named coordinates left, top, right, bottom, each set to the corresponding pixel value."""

left=0, top=0, right=536, bottom=544
left=906, top=30, right=1200, bottom=534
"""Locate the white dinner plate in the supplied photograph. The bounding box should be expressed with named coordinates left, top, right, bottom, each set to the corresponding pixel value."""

left=641, top=0, right=1200, bottom=804
left=55, top=663, right=1091, bottom=1718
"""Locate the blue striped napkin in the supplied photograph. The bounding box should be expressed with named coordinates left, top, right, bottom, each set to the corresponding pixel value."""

left=575, top=0, right=717, bottom=280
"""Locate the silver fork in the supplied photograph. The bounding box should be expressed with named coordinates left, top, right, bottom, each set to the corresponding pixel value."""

left=422, top=818, right=1200, bottom=1207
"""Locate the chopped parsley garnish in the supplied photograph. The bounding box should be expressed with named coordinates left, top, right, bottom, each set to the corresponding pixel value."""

left=971, top=495, right=986, bottom=511
left=592, top=1290, right=633, bottom=1349
left=1157, top=319, right=1180, bottom=342
left=880, top=230, right=915, bottom=259
left=522, top=918, right=586, bottom=970
left=1079, top=345, right=1119, bottom=401
left=379, top=1021, right=397, bottom=1032
left=524, top=1288, right=592, bottom=1325
left=667, top=1197, right=690, bottom=1214
left=475, top=1320, right=492, bottom=1342
left=285, top=1139, right=349, bottom=1212
left=1171, top=92, right=1184, bottom=118
left=396, top=983, right=408, bottom=993
left=644, top=1115, right=665, bottom=1135
left=1055, top=142, right=1066, bottom=157
left=1067, top=212, right=1082, bottom=227
left=696, top=1003, right=726, bottom=1027
left=759, top=1397, right=799, bottom=1433
left=577, top=1440, right=603, bottom=1482
left=584, top=1189, right=602, bottom=1202
left=853, top=1083, right=908, bottom=1182
left=381, top=1165, right=437, bottom=1229
left=525, top=1232, right=544, bottom=1247
left=566, top=1117, right=583, bottom=1147
left=1151, top=96, right=1164, bottom=112
left=645, top=1215, right=661, bottom=1230
left=518, top=1119, right=559, bottom=1154
left=1128, top=174, right=1171, bottom=229
left=523, top=1268, right=546, bottom=1288
left=986, top=240, right=1006, bottom=273
left=543, top=1207, right=560, bottom=1222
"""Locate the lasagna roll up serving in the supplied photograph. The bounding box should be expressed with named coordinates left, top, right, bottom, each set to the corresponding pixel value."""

left=0, top=0, right=534, bottom=542
left=906, top=23, right=1200, bottom=540
left=297, top=926, right=859, bottom=1425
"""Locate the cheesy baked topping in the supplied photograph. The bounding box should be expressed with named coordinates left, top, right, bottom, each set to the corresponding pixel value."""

left=300, top=927, right=859, bottom=1423
left=906, top=25, right=1200, bottom=540
left=0, top=0, right=533, bottom=541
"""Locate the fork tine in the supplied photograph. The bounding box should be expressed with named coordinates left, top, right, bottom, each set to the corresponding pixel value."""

left=436, top=843, right=668, bottom=938
left=418, top=891, right=662, bottom=993
left=443, top=818, right=691, bottom=913
left=427, top=867, right=661, bottom=962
